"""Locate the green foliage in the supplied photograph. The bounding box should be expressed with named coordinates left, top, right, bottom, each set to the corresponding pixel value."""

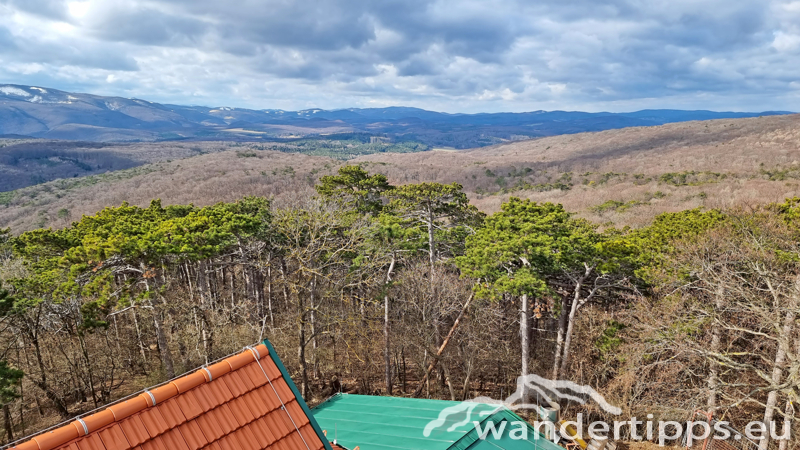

left=0, top=191, right=14, bottom=207
left=457, top=198, right=607, bottom=299
left=248, top=135, right=429, bottom=159
left=57, top=208, right=70, bottom=219
left=658, top=171, right=725, bottom=186
left=389, top=182, right=484, bottom=259
left=11, top=197, right=272, bottom=308
left=0, top=281, right=14, bottom=318
left=595, top=320, right=627, bottom=355
left=316, top=165, right=393, bottom=215
left=0, top=360, right=23, bottom=404
left=591, top=200, right=645, bottom=213
left=627, top=208, right=726, bottom=274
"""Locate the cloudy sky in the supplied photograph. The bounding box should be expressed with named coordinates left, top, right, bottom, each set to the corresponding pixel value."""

left=1, top=0, right=798, bottom=113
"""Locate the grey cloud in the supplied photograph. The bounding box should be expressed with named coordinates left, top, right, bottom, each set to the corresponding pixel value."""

left=0, top=0, right=68, bottom=20
left=84, top=4, right=209, bottom=46
left=0, top=0, right=797, bottom=112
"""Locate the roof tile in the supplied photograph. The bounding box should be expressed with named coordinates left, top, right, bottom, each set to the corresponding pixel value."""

left=171, top=372, right=206, bottom=394
left=239, top=363, right=268, bottom=388
left=97, top=424, right=131, bottom=450
left=227, top=396, right=256, bottom=427
left=174, top=391, right=203, bottom=420
left=231, top=426, right=260, bottom=450
left=138, top=438, right=166, bottom=450
left=149, top=384, right=178, bottom=404
left=286, top=401, right=310, bottom=427
left=109, top=398, right=148, bottom=422
left=251, top=385, right=281, bottom=412
left=159, top=429, right=189, bottom=450
left=224, top=351, right=256, bottom=371
left=240, top=390, right=268, bottom=419
left=215, top=433, right=242, bottom=450
left=81, top=411, right=115, bottom=434
left=10, top=345, right=327, bottom=450
left=176, top=421, right=208, bottom=450
left=75, top=434, right=105, bottom=450
left=299, top=424, right=323, bottom=449
left=193, top=411, right=225, bottom=443
left=220, top=371, right=253, bottom=398
left=32, top=425, right=81, bottom=450
left=205, top=360, right=231, bottom=381
left=154, top=398, right=186, bottom=429
left=203, top=378, right=234, bottom=405
left=118, top=416, right=149, bottom=447
left=209, top=404, right=239, bottom=436
left=259, top=357, right=282, bottom=381
left=137, top=407, right=169, bottom=438
left=273, top=378, right=294, bottom=404
left=190, top=385, right=216, bottom=413
left=263, top=411, right=291, bottom=440
left=249, top=419, right=276, bottom=448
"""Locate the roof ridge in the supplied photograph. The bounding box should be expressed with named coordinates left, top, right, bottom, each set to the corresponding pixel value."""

left=9, top=344, right=269, bottom=450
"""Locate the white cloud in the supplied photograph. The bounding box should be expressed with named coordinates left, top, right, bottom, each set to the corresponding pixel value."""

left=772, top=31, right=800, bottom=52
left=0, top=0, right=796, bottom=112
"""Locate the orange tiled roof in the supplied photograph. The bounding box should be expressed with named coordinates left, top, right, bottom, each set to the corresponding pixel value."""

left=11, top=343, right=328, bottom=450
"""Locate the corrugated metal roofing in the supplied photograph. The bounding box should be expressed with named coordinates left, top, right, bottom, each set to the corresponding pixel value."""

left=312, top=394, right=564, bottom=450
left=10, top=341, right=331, bottom=450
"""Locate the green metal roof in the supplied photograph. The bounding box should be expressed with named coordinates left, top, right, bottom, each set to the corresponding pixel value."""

left=311, top=393, right=564, bottom=450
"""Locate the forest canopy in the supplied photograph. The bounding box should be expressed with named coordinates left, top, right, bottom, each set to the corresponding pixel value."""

left=0, top=165, right=798, bottom=449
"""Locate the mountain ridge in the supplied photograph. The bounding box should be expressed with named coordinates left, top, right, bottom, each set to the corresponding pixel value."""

left=1, top=83, right=792, bottom=147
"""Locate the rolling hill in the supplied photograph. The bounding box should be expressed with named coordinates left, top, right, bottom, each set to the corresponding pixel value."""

left=2, top=113, right=799, bottom=232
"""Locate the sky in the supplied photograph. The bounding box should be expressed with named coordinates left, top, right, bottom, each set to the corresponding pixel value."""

left=0, top=0, right=799, bottom=113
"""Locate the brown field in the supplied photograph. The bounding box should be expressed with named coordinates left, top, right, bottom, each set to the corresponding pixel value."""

left=2, top=114, right=800, bottom=232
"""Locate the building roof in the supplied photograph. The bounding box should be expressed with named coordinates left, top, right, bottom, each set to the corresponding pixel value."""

left=10, top=340, right=332, bottom=450
left=311, top=394, right=564, bottom=450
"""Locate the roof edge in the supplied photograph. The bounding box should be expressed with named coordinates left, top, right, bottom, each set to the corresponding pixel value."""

left=261, top=338, right=334, bottom=450
left=9, top=344, right=269, bottom=450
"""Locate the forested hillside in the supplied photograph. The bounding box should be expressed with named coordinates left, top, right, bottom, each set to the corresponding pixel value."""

left=0, top=165, right=799, bottom=449
left=0, top=136, right=427, bottom=192
left=3, top=114, right=800, bottom=232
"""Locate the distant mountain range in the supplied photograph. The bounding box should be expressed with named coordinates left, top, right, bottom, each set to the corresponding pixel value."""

left=1, top=83, right=794, bottom=148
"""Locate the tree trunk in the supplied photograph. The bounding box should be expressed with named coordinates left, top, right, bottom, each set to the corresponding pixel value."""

left=413, top=292, right=474, bottom=398
left=4, top=403, right=13, bottom=441
left=559, top=290, right=582, bottom=377
left=520, top=293, right=530, bottom=378
left=760, top=306, right=795, bottom=450
left=552, top=295, right=569, bottom=379
left=131, top=306, right=147, bottom=370
left=777, top=399, right=793, bottom=450
left=152, top=306, right=175, bottom=379
left=29, top=326, right=69, bottom=418
left=707, top=287, right=724, bottom=412
left=298, top=317, right=309, bottom=398
left=558, top=266, right=592, bottom=378
left=384, top=252, right=396, bottom=395
left=267, top=255, right=274, bottom=328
